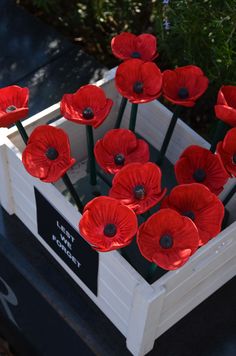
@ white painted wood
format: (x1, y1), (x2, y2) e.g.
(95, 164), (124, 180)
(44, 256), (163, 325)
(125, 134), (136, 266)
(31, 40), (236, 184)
(99, 278), (130, 325)
(160, 237), (236, 318)
(99, 261), (136, 308)
(121, 100), (210, 164)
(126, 284), (166, 356)
(0, 137), (14, 214)
(1, 67), (236, 356)
(5, 129), (141, 339)
(152, 221), (236, 292)
(156, 258), (236, 338)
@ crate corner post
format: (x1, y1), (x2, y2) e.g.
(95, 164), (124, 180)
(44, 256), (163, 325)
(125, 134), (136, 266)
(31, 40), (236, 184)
(126, 283), (166, 356)
(0, 133), (15, 215)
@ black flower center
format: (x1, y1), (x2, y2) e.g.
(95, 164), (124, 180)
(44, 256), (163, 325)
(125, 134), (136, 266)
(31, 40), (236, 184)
(6, 105), (17, 112)
(131, 51), (141, 58)
(45, 147), (59, 160)
(103, 223), (117, 237)
(133, 185), (146, 200)
(159, 234), (173, 249)
(182, 210), (195, 221)
(232, 153), (236, 164)
(193, 168), (206, 182)
(114, 153), (125, 166)
(82, 107), (94, 119)
(178, 87), (189, 99)
(133, 81), (144, 94)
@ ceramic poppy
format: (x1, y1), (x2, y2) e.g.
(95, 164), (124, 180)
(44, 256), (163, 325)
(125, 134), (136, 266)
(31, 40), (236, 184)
(175, 145), (229, 195)
(217, 127), (236, 177)
(22, 125), (75, 183)
(0, 85), (29, 128)
(60, 84), (113, 128)
(115, 59), (162, 104)
(79, 196), (138, 252)
(137, 208), (199, 270)
(109, 162), (166, 214)
(94, 129), (150, 174)
(162, 65), (209, 107)
(161, 183), (224, 246)
(214, 85), (236, 126)
(111, 32), (158, 61)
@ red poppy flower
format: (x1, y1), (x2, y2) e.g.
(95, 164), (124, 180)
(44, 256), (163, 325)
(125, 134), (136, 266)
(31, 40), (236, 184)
(161, 184), (224, 246)
(162, 65), (209, 107)
(0, 85), (29, 128)
(79, 196), (138, 252)
(214, 85), (236, 126)
(217, 127), (236, 177)
(109, 162), (166, 214)
(94, 129), (150, 174)
(22, 125), (75, 183)
(115, 59), (162, 104)
(175, 145), (229, 195)
(111, 32), (158, 61)
(137, 208), (199, 270)
(60, 84), (113, 128)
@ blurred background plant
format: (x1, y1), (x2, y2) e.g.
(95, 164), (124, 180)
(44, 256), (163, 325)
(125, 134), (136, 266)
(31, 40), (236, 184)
(18, 0), (236, 139)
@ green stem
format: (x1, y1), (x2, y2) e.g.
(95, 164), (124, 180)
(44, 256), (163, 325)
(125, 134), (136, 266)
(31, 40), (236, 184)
(223, 184), (236, 206)
(142, 210), (151, 221)
(62, 173), (84, 213)
(86, 125), (97, 186)
(146, 263), (158, 284)
(114, 97), (128, 129)
(97, 170), (112, 187)
(15, 121), (28, 145)
(129, 103), (138, 132)
(156, 106), (182, 166)
(210, 120), (229, 153)
(119, 247), (132, 265)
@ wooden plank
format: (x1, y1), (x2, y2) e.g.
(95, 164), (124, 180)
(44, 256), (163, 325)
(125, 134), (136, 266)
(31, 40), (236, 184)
(161, 236), (236, 314)
(99, 278), (130, 325)
(126, 284), (166, 356)
(120, 99), (210, 165)
(99, 252), (142, 290)
(9, 166), (35, 198)
(11, 185), (36, 218)
(152, 221), (236, 292)
(156, 258), (236, 338)
(98, 297), (128, 336)
(14, 202), (38, 236)
(99, 261), (134, 307)
(0, 138), (15, 214)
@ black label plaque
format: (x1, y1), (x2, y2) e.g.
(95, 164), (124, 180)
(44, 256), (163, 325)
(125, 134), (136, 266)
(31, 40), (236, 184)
(34, 188), (98, 295)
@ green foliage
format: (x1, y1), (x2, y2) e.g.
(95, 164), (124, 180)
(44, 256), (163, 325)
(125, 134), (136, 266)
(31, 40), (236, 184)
(21, 0), (236, 137)
(25, 0), (236, 88)
(152, 0), (236, 88)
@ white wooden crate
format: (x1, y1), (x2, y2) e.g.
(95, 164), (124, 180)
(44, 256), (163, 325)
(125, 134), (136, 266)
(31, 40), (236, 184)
(0, 68), (236, 356)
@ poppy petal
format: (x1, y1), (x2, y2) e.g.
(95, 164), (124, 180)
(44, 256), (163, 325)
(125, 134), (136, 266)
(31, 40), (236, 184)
(175, 145), (229, 195)
(162, 65), (208, 107)
(22, 125), (75, 183)
(161, 183), (224, 246)
(61, 85), (113, 128)
(115, 59), (162, 104)
(0, 86), (29, 127)
(109, 162), (166, 214)
(94, 129), (150, 174)
(214, 85), (236, 126)
(216, 128), (236, 177)
(137, 208), (199, 270)
(136, 34), (158, 61)
(111, 32), (137, 60)
(79, 196), (138, 252)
